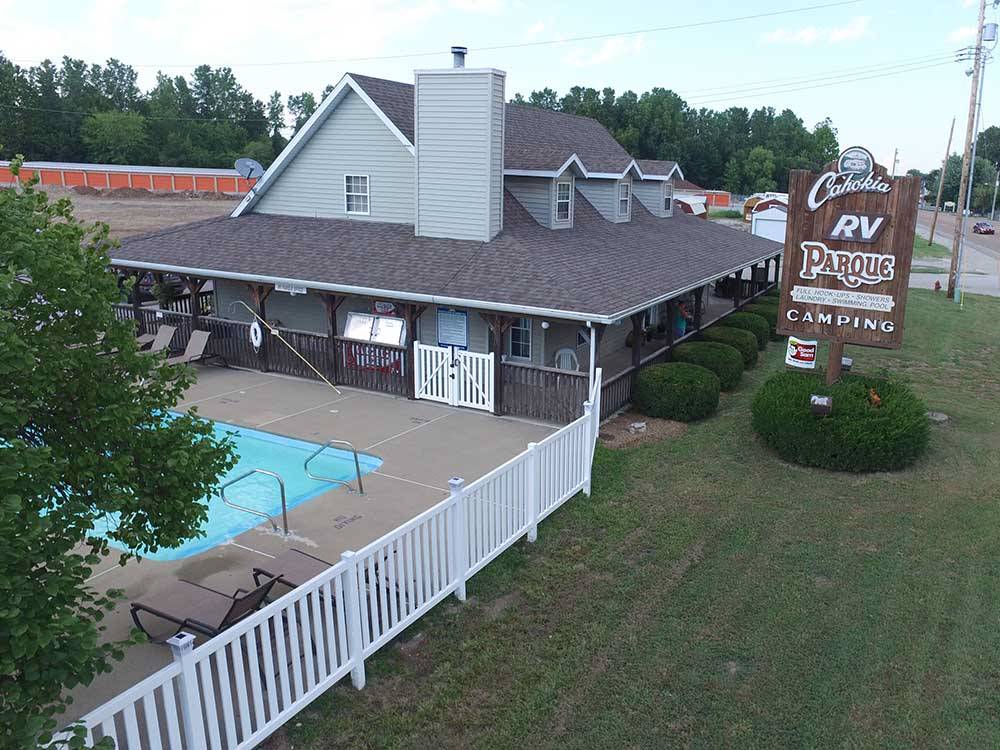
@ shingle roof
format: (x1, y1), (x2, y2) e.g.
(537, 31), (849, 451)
(636, 159), (678, 177)
(346, 73), (634, 175)
(113, 191), (780, 321)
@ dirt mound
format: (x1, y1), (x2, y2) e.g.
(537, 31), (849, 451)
(108, 187), (153, 199)
(71, 185), (100, 196)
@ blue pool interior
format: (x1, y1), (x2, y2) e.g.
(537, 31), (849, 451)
(97, 416), (382, 561)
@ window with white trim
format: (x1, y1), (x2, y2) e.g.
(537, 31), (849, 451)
(344, 175), (370, 215)
(618, 181), (631, 217)
(509, 317), (532, 360)
(663, 181), (674, 214)
(555, 180), (572, 222)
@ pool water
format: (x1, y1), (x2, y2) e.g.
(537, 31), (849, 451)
(97, 418), (382, 561)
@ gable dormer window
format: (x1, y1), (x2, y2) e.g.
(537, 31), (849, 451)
(345, 174), (370, 215)
(555, 180), (572, 223)
(663, 181), (674, 216)
(618, 182), (631, 217)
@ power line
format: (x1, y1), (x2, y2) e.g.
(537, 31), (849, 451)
(683, 54), (957, 103)
(0, 104), (270, 123)
(689, 60), (954, 106)
(10, 0), (863, 70)
(678, 50), (956, 99)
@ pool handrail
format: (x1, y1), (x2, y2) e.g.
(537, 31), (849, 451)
(304, 439), (366, 496)
(219, 468), (288, 535)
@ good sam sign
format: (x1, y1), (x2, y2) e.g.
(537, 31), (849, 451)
(777, 146), (920, 353)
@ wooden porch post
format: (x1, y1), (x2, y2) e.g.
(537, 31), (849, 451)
(629, 312), (644, 374)
(319, 293), (347, 383)
(401, 303), (427, 400)
(693, 286), (705, 331)
(181, 276), (206, 330)
(483, 313), (515, 415)
(733, 268), (743, 309)
(125, 269), (144, 332)
(247, 283), (273, 373)
(665, 299), (676, 352)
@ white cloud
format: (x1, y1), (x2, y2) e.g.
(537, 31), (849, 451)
(448, 0), (505, 14)
(948, 25), (977, 42)
(525, 20), (546, 39)
(563, 34), (645, 68)
(763, 15), (871, 46)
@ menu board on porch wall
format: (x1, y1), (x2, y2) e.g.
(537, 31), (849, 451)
(777, 147), (921, 350)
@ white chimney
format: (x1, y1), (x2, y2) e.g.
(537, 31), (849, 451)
(414, 50), (505, 242)
(451, 46), (467, 68)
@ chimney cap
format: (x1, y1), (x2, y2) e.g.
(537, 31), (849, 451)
(450, 45), (468, 54)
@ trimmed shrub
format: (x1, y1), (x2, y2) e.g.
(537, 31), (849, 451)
(751, 371), (930, 472)
(744, 303), (781, 340)
(764, 286), (780, 298)
(702, 326), (759, 368)
(634, 362), (720, 422)
(672, 341), (744, 391)
(720, 312), (769, 349)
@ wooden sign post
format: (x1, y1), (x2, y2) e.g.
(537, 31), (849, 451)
(777, 146), (921, 383)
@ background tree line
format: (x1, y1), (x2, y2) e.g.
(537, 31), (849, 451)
(0, 52), (331, 169)
(909, 125), (1000, 214)
(512, 86), (841, 193)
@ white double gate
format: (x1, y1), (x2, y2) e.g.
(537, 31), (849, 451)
(413, 341), (495, 412)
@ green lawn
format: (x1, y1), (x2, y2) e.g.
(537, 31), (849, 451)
(278, 289), (1000, 750)
(709, 208), (744, 219)
(913, 231), (952, 260)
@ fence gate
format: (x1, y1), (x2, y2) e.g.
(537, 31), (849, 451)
(414, 341), (495, 412)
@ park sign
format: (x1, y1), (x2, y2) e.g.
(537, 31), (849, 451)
(777, 146), (921, 359)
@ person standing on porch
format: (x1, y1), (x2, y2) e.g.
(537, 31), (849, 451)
(673, 299), (694, 339)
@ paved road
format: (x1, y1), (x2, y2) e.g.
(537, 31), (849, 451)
(912, 209), (1000, 297)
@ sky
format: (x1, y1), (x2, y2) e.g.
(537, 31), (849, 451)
(1, 0), (996, 176)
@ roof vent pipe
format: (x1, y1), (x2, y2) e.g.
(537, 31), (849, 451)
(451, 46), (467, 68)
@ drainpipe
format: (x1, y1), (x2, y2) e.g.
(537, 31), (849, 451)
(587, 320), (596, 392)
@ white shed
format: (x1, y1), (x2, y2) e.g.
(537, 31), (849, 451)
(750, 205), (787, 243)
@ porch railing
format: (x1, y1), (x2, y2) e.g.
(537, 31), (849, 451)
(112, 305), (404, 396)
(500, 362), (589, 424)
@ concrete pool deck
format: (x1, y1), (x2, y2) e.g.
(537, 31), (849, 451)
(66, 366), (555, 721)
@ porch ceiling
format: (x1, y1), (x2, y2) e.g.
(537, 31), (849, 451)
(112, 192), (781, 324)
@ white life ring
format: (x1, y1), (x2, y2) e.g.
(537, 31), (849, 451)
(249, 320), (263, 351)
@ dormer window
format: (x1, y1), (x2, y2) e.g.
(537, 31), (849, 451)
(663, 181), (674, 215)
(618, 182), (631, 217)
(345, 174), (370, 215)
(556, 180), (572, 222)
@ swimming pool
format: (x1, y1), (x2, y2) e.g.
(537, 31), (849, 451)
(97, 418), (382, 561)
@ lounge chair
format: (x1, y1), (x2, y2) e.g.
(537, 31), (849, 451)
(130, 577), (277, 643)
(164, 329), (213, 366)
(253, 548), (332, 593)
(140, 325), (176, 354)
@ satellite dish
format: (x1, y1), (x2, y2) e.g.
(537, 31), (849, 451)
(234, 157), (265, 180)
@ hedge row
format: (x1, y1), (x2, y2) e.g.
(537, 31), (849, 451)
(634, 362), (721, 421)
(743, 302), (781, 340)
(672, 341), (744, 390)
(701, 326), (758, 368)
(751, 371), (930, 472)
(719, 312), (770, 349)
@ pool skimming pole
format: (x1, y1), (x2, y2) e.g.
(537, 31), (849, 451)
(229, 300), (342, 395)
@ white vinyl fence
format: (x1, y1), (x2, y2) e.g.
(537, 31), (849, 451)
(59, 370), (603, 749)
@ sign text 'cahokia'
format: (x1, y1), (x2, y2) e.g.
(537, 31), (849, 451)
(806, 146), (891, 211)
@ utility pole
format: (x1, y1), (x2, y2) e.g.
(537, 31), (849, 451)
(991, 171), (999, 220)
(928, 117), (955, 245)
(890, 148), (899, 178)
(948, 0), (987, 299)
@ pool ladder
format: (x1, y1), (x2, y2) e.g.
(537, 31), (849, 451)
(219, 468), (289, 536)
(304, 439), (366, 496)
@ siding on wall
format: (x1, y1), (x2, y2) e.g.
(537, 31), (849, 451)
(506, 176), (552, 227)
(577, 177), (632, 223)
(489, 74), (505, 238)
(415, 69), (505, 241)
(215, 281), (328, 333)
(633, 179), (673, 218)
(254, 90), (414, 223)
